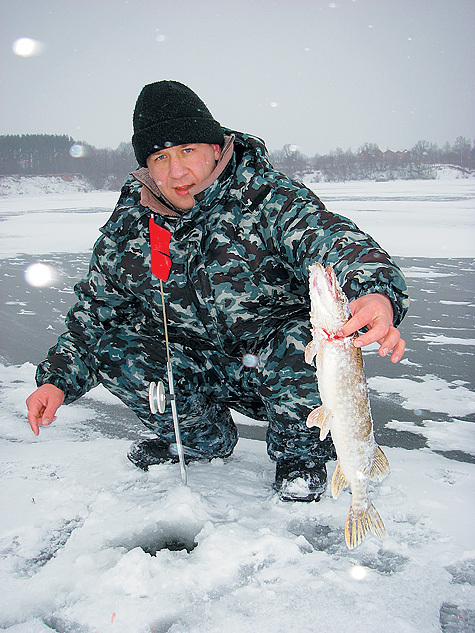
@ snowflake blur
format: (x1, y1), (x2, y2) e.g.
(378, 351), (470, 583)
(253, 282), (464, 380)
(69, 144), (87, 158)
(12, 38), (44, 57)
(24, 263), (57, 288)
(349, 565), (368, 580)
(242, 354), (260, 368)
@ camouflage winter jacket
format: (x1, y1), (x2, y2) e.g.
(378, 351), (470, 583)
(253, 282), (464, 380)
(37, 130), (409, 403)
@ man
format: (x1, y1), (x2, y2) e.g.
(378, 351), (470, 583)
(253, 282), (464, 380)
(26, 81), (408, 502)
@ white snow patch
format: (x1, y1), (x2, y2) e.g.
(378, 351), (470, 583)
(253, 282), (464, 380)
(0, 189), (119, 258)
(434, 164), (475, 180)
(386, 418), (475, 455)
(0, 175), (96, 197)
(368, 374), (475, 418)
(231, 409), (267, 427)
(415, 333), (475, 346)
(440, 300), (473, 306)
(0, 210), (111, 258)
(400, 266), (452, 279)
(399, 358), (422, 368)
(83, 384), (128, 407)
(307, 178), (475, 258)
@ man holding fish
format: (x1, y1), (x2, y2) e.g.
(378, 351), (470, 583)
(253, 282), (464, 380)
(26, 81), (409, 520)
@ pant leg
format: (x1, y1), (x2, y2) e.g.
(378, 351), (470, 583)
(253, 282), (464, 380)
(251, 319), (336, 463)
(92, 325), (238, 459)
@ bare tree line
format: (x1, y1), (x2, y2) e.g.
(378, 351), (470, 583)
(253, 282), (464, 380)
(1, 134), (473, 189)
(270, 137), (474, 180)
(0, 135), (135, 189)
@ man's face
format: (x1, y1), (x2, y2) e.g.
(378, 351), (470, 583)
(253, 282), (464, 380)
(146, 143), (221, 210)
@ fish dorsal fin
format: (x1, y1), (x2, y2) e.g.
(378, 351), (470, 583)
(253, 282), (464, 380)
(370, 445), (390, 482)
(331, 460), (350, 499)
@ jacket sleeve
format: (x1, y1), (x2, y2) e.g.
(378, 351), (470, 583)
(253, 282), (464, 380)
(261, 183), (409, 326)
(35, 179), (143, 404)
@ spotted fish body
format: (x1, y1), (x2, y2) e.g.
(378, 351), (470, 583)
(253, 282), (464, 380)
(305, 263), (390, 549)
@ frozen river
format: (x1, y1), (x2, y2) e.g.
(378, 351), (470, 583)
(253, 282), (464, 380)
(0, 178), (474, 633)
(1, 178), (474, 461)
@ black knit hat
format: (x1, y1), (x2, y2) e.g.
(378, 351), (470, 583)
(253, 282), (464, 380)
(132, 80), (225, 167)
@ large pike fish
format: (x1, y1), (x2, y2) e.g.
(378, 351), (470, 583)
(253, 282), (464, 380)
(305, 263), (390, 549)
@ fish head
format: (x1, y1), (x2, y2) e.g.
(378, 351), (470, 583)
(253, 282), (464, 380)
(308, 263), (351, 334)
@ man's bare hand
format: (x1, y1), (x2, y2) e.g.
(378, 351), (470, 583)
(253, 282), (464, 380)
(26, 384), (64, 436)
(339, 293), (405, 362)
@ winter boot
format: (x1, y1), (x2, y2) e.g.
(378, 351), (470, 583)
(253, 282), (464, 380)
(274, 456), (327, 502)
(127, 438), (202, 471)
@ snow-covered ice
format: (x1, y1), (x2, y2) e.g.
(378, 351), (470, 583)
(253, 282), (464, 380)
(1, 361), (474, 633)
(0, 190), (117, 258)
(310, 179), (475, 258)
(1, 178), (474, 632)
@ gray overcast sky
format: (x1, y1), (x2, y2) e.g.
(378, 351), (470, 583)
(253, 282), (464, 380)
(1, 0), (474, 156)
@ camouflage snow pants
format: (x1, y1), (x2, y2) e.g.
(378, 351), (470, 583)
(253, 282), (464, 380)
(93, 319), (336, 464)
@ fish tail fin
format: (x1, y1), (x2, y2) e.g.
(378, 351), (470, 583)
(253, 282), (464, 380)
(331, 460), (350, 499)
(370, 445), (390, 482)
(345, 501), (386, 549)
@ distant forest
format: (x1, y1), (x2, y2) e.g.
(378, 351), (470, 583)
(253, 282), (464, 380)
(0, 133), (474, 188)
